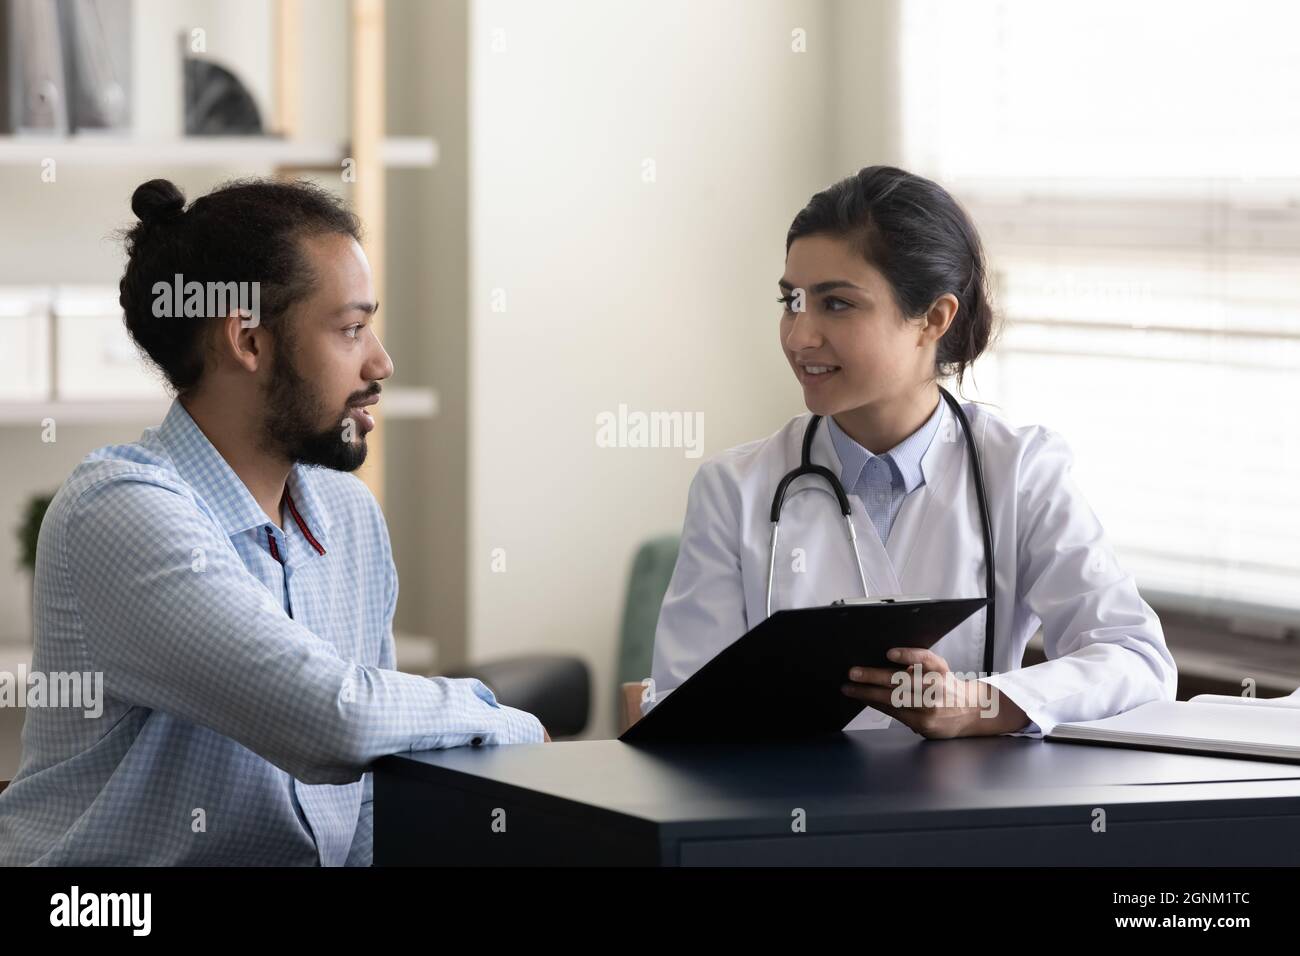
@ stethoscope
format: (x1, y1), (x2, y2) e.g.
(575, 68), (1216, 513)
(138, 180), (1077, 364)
(766, 385), (996, 674)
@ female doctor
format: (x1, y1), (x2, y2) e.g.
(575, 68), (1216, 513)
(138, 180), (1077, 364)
(644, 165), (1177, 739)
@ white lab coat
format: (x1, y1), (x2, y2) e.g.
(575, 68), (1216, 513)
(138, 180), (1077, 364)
(644, 398), (1178, 737)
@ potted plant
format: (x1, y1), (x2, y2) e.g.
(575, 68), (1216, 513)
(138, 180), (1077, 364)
(16, 493), (54, 644)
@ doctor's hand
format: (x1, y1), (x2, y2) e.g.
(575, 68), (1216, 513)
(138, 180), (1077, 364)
(841, 647), (1029, 739)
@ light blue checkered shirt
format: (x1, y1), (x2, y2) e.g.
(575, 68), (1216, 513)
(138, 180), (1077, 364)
(0, 398), (543, 866)
(825, 397), (945, 545)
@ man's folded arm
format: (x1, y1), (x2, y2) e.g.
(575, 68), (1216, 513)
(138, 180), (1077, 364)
(63, 475), (543, 785)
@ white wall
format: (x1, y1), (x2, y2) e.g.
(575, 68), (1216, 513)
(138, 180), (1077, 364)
(466, 0), (896, 737)
(382, 0), (471, 666)
(828, 0), (902, 174)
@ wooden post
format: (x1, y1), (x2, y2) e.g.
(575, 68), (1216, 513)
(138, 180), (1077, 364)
(351, 0), (386, 505)
(275, 0), (302, 139)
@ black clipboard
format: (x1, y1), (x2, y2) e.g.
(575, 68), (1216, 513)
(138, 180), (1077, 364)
(620, 596), (987, 745)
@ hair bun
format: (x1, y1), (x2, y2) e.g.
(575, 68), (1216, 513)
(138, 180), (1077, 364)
(131, 179), (186, 225)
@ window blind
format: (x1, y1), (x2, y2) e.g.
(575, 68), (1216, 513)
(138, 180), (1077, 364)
(900, 0), (1300, 620)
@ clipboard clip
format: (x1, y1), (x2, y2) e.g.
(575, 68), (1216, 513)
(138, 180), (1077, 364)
(830, 595), (931, 606)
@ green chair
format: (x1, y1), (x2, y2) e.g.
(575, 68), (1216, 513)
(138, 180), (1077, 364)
(615, 534), (680, 733)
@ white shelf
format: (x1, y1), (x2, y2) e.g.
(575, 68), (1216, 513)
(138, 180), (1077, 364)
(382, 386), (439, 419)
(394, 632), (439, 675)
(0, 135), (438, 169)
(0, 386), (438, 425)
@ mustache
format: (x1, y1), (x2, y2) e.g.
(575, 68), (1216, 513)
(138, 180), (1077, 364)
(348, 385), (382, 406)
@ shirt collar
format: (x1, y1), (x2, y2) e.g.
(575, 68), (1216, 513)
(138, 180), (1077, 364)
(284, 461), (332, 553)
(826, 394), (946, 495)
(157, 398), (331, 550)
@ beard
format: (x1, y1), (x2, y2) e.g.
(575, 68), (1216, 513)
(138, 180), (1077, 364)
(259, 329), (370, 472)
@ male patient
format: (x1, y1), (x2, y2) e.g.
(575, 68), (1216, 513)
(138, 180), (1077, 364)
(0, 177), (546, 866)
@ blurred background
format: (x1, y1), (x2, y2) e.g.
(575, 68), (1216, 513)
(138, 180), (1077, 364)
(1, 0), (1297, 776)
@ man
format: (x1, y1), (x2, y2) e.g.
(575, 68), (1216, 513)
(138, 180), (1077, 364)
(0, 178), (547, 866)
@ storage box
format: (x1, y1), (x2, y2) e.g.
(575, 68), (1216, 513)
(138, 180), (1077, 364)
(0, 286), (51, 400)
(54, 284), (164, 399)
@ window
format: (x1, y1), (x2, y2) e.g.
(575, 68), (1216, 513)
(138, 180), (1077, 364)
(901, 0), (1300, 621)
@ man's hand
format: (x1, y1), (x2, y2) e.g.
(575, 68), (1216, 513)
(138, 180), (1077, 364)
(841, 647), (1029, 738)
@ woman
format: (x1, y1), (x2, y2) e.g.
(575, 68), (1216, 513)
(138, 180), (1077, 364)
(644, 166), (1177, 739)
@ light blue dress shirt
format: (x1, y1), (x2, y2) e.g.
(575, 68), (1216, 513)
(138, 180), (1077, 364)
(825, 396), (945, 546)
(0, 398), (543, 866)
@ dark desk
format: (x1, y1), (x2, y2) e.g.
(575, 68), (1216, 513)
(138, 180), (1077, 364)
(373, 725), (1300, 865)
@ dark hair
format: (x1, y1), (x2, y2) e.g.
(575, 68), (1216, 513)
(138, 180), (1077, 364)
(119, 177), (363, 396)
(786, 165), (999, 390)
